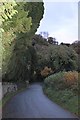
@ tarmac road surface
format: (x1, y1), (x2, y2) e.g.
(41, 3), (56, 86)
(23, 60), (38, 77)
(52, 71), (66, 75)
(2, 83), (78, 118)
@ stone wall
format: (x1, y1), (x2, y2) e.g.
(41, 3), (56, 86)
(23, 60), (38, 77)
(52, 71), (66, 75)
(0, 81), (29, 100)
(2, 82), (17, 99)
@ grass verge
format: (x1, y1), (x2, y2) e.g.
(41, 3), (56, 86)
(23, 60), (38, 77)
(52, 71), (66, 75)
(43, 86), (78, 116)
(43, 71), (79, 117)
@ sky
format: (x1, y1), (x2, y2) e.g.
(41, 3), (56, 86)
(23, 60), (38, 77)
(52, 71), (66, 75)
(36, 1), (78, 44)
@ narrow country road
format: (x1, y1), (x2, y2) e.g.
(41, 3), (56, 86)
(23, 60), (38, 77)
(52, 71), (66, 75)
(3, 83), (78, 118)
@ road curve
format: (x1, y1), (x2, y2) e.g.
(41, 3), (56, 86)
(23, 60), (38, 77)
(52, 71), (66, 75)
(3, 83), (78, 118)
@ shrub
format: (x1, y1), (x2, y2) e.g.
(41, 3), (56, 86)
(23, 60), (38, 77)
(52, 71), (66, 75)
(64, 71), (78, 86)
(44, 72), (65, 89)
(44, 71), (78, 91)
(41, 66), (53, 77)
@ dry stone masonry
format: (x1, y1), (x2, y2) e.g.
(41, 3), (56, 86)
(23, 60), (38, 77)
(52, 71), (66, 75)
(2, 82), (17, 99)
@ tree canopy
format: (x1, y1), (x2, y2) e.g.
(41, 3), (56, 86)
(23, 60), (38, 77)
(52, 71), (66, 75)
(34, 40), (78, 78)
(2, 2), (44, 83)
(0, 1), (18, 79)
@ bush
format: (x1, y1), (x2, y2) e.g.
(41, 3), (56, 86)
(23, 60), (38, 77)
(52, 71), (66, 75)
(64, 71), (78, 86)
(41, 66), (53, 77)
(44, 71), (78, 91)
(44, 72), (65, 90)
(64, 71), (78, 93)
